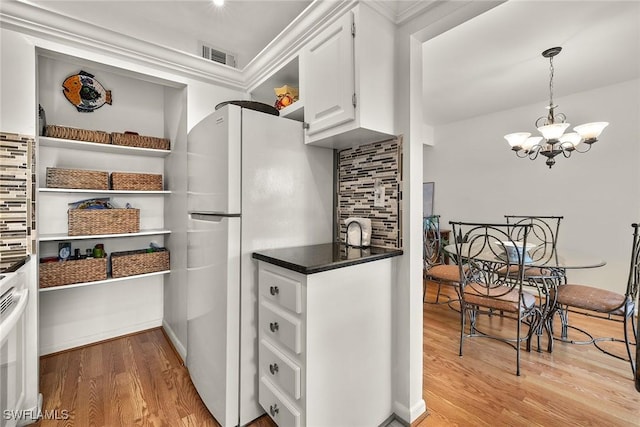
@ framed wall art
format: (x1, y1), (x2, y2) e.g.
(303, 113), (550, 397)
(423, 182), (434, 218)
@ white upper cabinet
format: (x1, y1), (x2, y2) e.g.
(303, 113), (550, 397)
(304, 11), (356, 138)
(302, 4), (396, 149)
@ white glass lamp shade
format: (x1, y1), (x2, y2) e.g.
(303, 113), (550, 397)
(522, 136), (542, 151)
(574, 122), (609, 141)
(537, 122), (570, 140)
(504, 132), (531, 148)
(559, 132), (582, 148)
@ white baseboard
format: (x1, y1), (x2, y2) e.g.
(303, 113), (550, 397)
(39, 318), (162, 356)
(16, 393), (42, 426)
(162, 319), (186, 361)
(392, 399), (426, 425)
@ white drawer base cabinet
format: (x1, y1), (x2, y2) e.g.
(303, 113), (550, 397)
(257, 260), (393, 427)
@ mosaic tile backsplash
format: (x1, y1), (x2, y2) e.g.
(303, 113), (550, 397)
(337, 136), (402, 248)
(0, 132), (35, 272)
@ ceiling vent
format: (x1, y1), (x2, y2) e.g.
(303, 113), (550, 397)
(199, 42), (237, 68)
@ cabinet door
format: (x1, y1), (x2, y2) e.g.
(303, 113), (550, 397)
(304, 11), (355, 136)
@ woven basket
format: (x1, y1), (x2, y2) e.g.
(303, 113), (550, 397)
(39, 257), (107, 288)
(110, 172), (163, 191)
(45, 125), (111, 144)
(111, 133), (170, 150)
(46, 167), (109, 190)
(111, 248), (170, 278)
(68, 208), (140, 236)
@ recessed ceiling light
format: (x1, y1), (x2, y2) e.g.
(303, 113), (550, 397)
(213, 0), (224, 6)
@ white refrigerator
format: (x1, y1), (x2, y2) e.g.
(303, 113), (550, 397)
(186, 104), (333, 426)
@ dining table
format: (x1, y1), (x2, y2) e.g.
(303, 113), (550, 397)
(443, 242), (606, 352)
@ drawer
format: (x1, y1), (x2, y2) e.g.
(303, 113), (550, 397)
(260, 267), (302, 314)
(260, 377), (301, 427)
(261, 301), (302, 354)
(260, 339), (302, 399)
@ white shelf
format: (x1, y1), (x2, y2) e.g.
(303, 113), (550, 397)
(39, 188), (170, 195)
(39, 136), (171, 157)
(39, 270), (171, 292)
(280, 100), (304, 122)
(38, 229), (171, 241)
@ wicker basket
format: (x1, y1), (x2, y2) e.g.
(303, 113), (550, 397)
(110, 172), (163, 191)
(111, 132), (170, 150)
(39, 257), (107, 288)
(46, 167), (109, 190)
(111, 248), (170, 278)
(68, 208), (140, 236)
(45, 125), (111, 144)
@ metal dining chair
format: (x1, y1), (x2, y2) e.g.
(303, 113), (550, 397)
(450, 221), (541, 376)
(423, 215), (460, 305)
(552, 223), (639, 377)
(502, 215), (564, 351)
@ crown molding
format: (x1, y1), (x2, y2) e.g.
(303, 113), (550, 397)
(243, 0), (357, 92)
(0, 0), (245, 89)
(366, 0), (397, 23)
(0, 0), (355, 94)
(368, 0), (440, 25)
(395, 1), (440, 25)
(2, 0), (449, 95)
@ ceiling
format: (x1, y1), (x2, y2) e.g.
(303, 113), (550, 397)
(25, 0), (427, 69)
(422, 0), (640, 126)
(26, 0), (314, 69)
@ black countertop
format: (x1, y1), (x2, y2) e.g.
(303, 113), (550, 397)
(0, 255), (30, 273)
(252, 243), (403, 275)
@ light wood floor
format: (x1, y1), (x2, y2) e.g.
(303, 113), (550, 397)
(417, 282), (640, 426)
(30, 328), (276, 427)
(30, 287), (640, 427)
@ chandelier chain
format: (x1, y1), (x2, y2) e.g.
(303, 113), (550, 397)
(549, 56), (554, 108)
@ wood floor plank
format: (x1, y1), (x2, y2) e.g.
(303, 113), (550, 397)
(418, 282), (640, 426)
(29, 327), (272, 427)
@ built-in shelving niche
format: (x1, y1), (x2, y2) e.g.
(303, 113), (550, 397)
(36, 47), (188, 356)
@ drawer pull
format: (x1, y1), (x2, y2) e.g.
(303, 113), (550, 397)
(270, 404), (279, 417)
(269, 322), (279, 332)
(270, 286), (279, 295)
(269, 363), (279, 375)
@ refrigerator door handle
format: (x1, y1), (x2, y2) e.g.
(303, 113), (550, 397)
(190, 213), (241, 222)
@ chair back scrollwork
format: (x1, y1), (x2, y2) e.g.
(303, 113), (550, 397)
(505, 215), (562, 264)
(627, 223), (640, 309)
(423, 215), (444, 271)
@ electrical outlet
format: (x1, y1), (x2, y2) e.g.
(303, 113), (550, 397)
(374, 180), (385, 207)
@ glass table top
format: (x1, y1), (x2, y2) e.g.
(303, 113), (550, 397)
(443, 243), (605, 270)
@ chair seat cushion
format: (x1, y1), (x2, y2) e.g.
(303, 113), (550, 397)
(555, 284), (627, 315)
(464, 284), (536, 313)
(426, 264), (460, 282)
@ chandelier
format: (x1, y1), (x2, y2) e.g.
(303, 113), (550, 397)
(504, 47), (608, 168)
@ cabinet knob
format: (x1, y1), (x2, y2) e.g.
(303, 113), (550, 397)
(269, 404), (279, 417)
(269, 286), (279, 296)
(269, 322), (279, 332)
(269, 363), (279, 375)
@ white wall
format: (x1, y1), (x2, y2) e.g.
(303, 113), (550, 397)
(38, 55), (166, 136)
(424, 78), (640, 291)
(0, 29), (37, 135)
